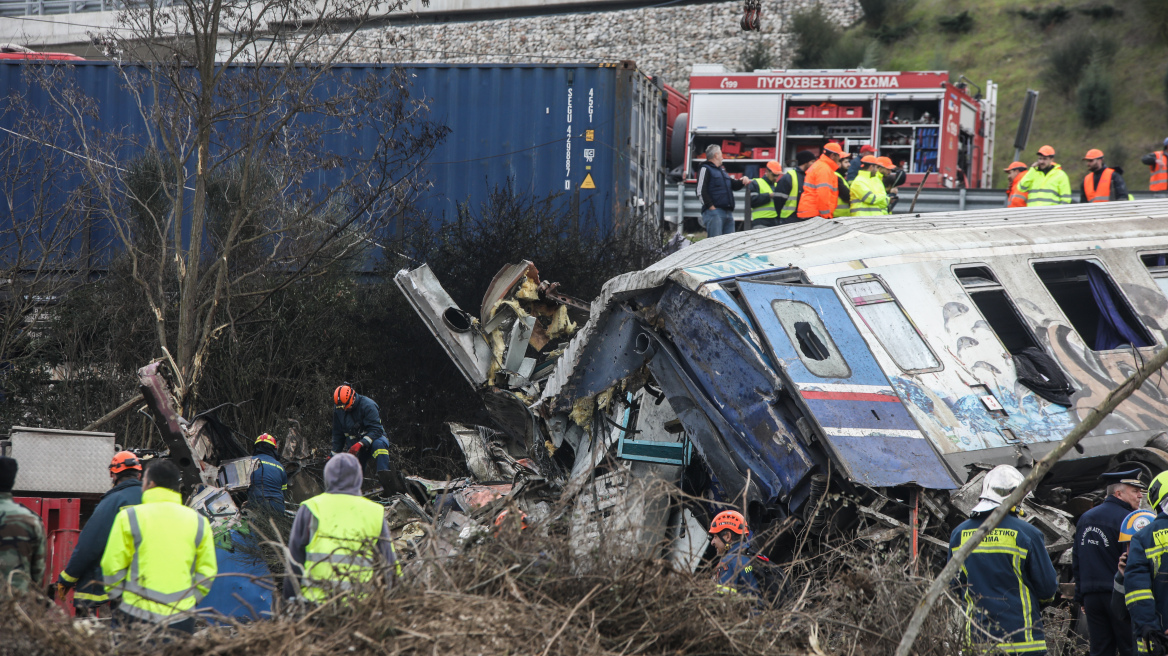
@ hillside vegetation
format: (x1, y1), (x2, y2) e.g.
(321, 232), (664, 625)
(797, 0), (1168, 189)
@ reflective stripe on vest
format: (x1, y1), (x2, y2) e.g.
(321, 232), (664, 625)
(1084, 168), (1114, 203)
(782, 169), (800, 217)
(832, 172), (851, 218)
(103, 505), (207, 623)
(753, 177), (778, 219)
(1152, 152), (1167, 192)
(849, 170), (887, 216)
(301, 492), (386, 602)
(1007, 177), (1028, 207)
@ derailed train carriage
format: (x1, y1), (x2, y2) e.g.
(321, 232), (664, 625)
(396, 200), (1168, 566)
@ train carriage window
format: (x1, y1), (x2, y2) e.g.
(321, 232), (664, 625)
(1033, 260), (1153, 351)
(1141, 254), (1168, 299)
(838, 276), (941, 372)
(954, 266), (1041, 355)
(770, 300), (851, 379)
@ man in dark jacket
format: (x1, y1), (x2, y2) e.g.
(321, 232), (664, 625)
(331, 384), (390, 478)
(55, 451), (143, 615)
(845, 144), (876, 182)
(1074, 470), (1146, 656)
(1080, 149), (1130, 204)
(695, 144), (746, 238)
(249, 433), (288, 514)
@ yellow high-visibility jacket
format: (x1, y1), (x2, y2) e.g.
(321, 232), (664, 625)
(300, 492), (389, 602)
(101, 486), (216, 624)
(849, 170), (889, 216)
(1019, 165), (1072, 206)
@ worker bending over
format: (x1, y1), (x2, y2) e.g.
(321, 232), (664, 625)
(249, 433), (288, 515)
(332, 384), (391, 476)
(102, 459), (216, 632)
(949, 465), (1058, 655)
(285, 453), (400, 601)
(56, 451), (143, 615)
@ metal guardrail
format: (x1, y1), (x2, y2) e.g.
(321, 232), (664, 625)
(663, 183), (1162, 227)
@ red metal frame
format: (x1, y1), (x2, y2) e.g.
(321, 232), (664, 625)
(14, 497), (81, 616)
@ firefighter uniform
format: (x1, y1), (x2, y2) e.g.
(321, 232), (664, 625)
(331, 393), (391, 473)
(58, 477), (142, 608)
(101, 485), (216, 626)
(250, 452), (288, 514)
(714, 541), (762, 597)
(1019, 165), (1072, 207)
(950, 512), (1059, 654)
(1123, 513), (1168, 654)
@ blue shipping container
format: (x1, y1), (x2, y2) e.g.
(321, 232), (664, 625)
(0, 61), (665, 255)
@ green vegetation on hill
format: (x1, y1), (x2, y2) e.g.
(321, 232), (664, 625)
(874, 0), (1168, 189)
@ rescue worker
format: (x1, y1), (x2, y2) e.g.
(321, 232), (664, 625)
(1111, 510), (1157, 656)
(833, 166), (852, 218)
(1123, 471), (1168, 654)
(845, 144), (877, 182)
(55, 451), (143, 615)
(949, 465), (1058, 654)
(797, 142), (851, 220)
(331, 384), (391, 477)
(849, 155), (890, 216)
(773, 150), (817, 224)
(249, 433), (288, 515)
(709, 510), (761, 597)
(0, 457), (44, 599)
(1074, 470), (1146, 656)
(1005, 161), (1030, 207)
(284, 453), (399, 601)
(696, 144), (747, 238)
(1140, 138), (1168, 197)
(1081, 149), (1131, 203)
(746, 161), (783, 228)
(101, 459), (216, 632)
(1018, 145), (1072, 207)
(493, 509), (529, 533)
(884, 157), (905, 212)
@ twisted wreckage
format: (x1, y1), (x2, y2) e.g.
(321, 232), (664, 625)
(396, 200), (1168, 567)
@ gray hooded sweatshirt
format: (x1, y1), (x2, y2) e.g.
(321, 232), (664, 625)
(283, 453), (396, 599)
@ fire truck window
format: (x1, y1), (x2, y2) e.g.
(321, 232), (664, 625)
(770, 300), (850, 379)
(1033, 260), (1153, 351)
(1141, 253), (1168, 299)
(955, 266), (1041, 356)
(840, 279), (941, 372)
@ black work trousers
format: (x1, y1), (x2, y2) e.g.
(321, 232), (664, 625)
(1083, 592), (1134, 656)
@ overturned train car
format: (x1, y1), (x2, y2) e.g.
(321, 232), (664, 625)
(397, 200), (1168, 560)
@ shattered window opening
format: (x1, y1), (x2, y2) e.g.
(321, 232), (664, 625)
(839, 276), (942, 373)
(1140, 253), (1168, 299)
(954, 265), (1041, 356)
(1032, 259), (1154, 351)
(769, 299), (851, 379)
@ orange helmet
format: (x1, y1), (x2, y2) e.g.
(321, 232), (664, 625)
(1037, 145), (1056, 157)
(494, 509), (528, 530)
(255, 433), (277, 449)
(333, 384), (356, 410)
(1083, 148), (1104, 160)
(109, 451), (142, 475)
(709, 510), (748, 536)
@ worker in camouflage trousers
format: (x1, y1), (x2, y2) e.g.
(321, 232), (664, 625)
(1123, 471), (1168, 655)
(0, 457), (45, 598)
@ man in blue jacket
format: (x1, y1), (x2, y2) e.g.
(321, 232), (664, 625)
(249, 433), (288, 514)
(695, 144), (746, 238)
(54, 451), (143, 615)
(1124, 471), (1168, 655)
(331, 384), (390, 478)
(1075, 470), (1146, 656)
(950, 465), (1059, 655)
(709, 510), (762, 597)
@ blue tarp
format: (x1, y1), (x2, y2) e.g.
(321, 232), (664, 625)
(196, 530), (274, 623)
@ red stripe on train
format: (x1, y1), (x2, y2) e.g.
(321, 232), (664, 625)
(800, 391), (901, 402)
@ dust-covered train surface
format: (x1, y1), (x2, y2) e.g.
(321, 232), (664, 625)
(396, 199), (1168, 567)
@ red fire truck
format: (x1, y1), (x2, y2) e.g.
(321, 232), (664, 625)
(684, 66), (998, 189)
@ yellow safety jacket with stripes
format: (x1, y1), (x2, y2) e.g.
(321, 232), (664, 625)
(949, 512), (1058, 654)
(101, 486), (216, 624)
(832, 171), (851, 218)
(753, 177), (778, 219)
(780, 169), (801, 218)
(1019, 164), (1072, 207)
(1124, 513), (1168, 654)
(300, 492), (393, 602)
(849, 170), (889, 216)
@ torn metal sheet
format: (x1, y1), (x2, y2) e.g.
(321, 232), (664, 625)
(449, 423), (507, 482)
(394, 264), (494, 388)
(138, 361), (203, 493)
(480, 261), (538, 324)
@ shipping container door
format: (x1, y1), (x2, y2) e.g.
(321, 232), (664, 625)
(737, 280), (957, 489)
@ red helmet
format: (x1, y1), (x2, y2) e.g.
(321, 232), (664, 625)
(494, 509), (528, 530)
(109, 451), (142, 475)
(255, 433), (277, 449)
(333, 384), (356, 411)
(709, 510), (747, 536)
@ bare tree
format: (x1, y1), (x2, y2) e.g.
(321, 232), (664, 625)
(27, 0), (445, 411)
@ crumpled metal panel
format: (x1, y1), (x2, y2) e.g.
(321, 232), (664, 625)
(394, 265), (493, 389)
(9, 426), (114, 494)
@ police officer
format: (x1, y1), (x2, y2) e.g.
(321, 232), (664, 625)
(249, 433), (288, 515)
(950, 465), (1059, 655)
(0, 457), (44, 599)
(55, 451), (143, 615)
(1075, 470), (1147, 656)
(331, 384), (391, 477)
(1123, 471), (1168, 654)
(709, 510), (762, 597)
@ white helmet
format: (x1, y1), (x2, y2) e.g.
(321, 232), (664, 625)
(971, 465), (1026, 513)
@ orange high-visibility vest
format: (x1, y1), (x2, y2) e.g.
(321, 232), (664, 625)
(1151, 152), (1167, 192)
(797, 155), (840, 219)
(1084, 168), (1115, 203)
(1007, 176), (1028, 207)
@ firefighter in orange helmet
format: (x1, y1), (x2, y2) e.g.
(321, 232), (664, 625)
(331, 384), (390, 479)
(709, 510), (763, 596)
